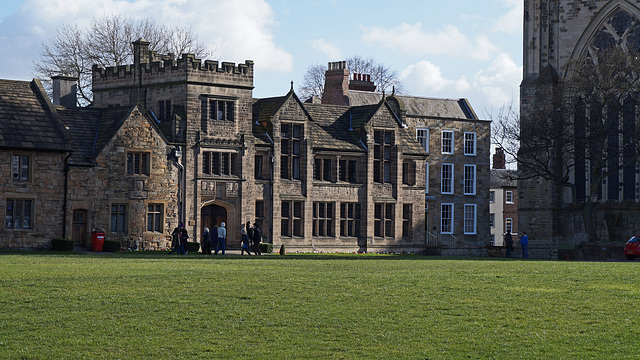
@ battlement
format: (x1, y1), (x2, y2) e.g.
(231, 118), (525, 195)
(92, 56), (254, 80)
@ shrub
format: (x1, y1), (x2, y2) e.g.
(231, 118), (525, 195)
(187, 241), (201, 253)
(52, 238), (74, 251)
(279, 244), (286, 255)
(260, 243), (273, 253)
(102, 240), (121, 252)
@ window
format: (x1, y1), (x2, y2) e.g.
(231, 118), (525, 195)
(464, 165), (476, 195)
(425, 162), (430, 194)
(127, 152), (150, 176)
(340, 203), (361, 237)
(416, 128), (429, 153)
(464, 204), (477, 234)
(209, 99), (234, 121)
(11, 155), (30, 182)
(314, 158), (334, 182)
(147, 204), (164, 233)
(464, 132), (476, 156)
(505, 218), (513, 234)
(402, 204), (413, 238)
(313, 202), (334, 237)
(442, 130), (454, 154)
(339, 159), (358, 183)
(281, 201), (303, 237)
(374, 203), (394, 237)
(203, 151), (239, 176)
(255, 200), (264, 230)
(374, 130), (394, 183)
(158, 100), (171, 121)
(255, 155), (265, 180)
(489, 213), (495, 228)
(402, 160), (416, 186)
(441, 163), (454, 194)
(441, 203), (453, 234)
(281, 123), (302, 180)
(110, 204), (128, 234)
(5, 199), (32, 229)
(505, 191), (514, 204)
(490, 191), (495, 202)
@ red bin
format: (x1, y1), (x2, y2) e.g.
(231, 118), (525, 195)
(91, 232), (105, 252)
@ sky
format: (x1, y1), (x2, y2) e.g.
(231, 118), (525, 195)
(0, 0), (523, 119)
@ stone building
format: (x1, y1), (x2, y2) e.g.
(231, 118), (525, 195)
(0, 79), (72, 249)
(0, 76), (179, 250)
(521, 0), (640, 257)
(320, 62), (491, 256)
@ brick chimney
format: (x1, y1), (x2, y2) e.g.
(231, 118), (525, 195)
(52, 75), (78, 108)
(493, 147), (506, 169)
(349, 73), (376, 92)
(322, 61), (349, 106)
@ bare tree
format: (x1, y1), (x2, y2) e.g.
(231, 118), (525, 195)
(32, 14), (215, 106)
(298, 56), (403, 102)
(493, 47), (640, 242)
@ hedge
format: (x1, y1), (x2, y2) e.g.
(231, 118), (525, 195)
(102, 240), (121, 252)
(52, 238), (74, 251)
(187, 241), (201, 253)
(259, 243), (273, 253)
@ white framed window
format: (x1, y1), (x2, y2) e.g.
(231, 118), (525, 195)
(441, 130), (454, 154)
(441, 203), (454, 234)
(505, 191), (514, 204)
(489, 213), (495, 227)
(464, 204), (477, 234)
(464, 132), (476, 156)
(490, 191), (495, 202)
(441, 163), (454, 194)
(505, 218), (513, 234)
(425, 162), (429, 194)
(416, 128), (429, 153)
(464, 165), (476, 195)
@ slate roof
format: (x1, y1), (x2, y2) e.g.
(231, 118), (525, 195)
(348, 90), (479, 120)
(491, 169), (517, 188)
(0, 79), (71, 152)
(56, 106), (137, 165)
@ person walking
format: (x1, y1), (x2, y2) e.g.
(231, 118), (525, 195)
(520, 231), (529, 259)
(215, 222), (227, 255)
(240, 222), (252, 255)
(210, 224), (219, 255)
(201, 227), (211, 255)
(251, 222), (262, 255)
(504, 232), (514, 258)
(168, 227), (180, 255)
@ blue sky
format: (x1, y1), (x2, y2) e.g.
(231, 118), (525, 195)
(0, 0), (522, 117)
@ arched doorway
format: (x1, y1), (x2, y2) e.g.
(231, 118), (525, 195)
(201, 203), (227, 235)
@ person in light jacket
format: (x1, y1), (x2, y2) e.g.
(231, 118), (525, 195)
(215, 222), (226, 255)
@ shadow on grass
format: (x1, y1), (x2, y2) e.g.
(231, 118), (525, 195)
(0, 250), (519, 261)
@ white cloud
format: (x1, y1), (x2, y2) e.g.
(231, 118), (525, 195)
(309, 39), (342, 60)
(472, 52), (523, 111)
(361, 22), (498, 61)
(7, 0), (293, 73)
(491, 1), (523, 34)
(400, 60), (470, 94)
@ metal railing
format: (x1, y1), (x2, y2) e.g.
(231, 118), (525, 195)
(426, 232), (457, 248)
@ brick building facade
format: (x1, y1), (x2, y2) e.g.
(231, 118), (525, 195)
(521, 1), (640, 257)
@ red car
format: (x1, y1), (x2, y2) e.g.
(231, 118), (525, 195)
(624, 236), (640, 260)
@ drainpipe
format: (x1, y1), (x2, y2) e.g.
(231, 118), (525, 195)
(62, 153), (72, 239)
(270, 150), (275, 245)
(173, 147), (184, 225)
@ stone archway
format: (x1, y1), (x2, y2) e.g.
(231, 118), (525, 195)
(201, 203), (227, 235)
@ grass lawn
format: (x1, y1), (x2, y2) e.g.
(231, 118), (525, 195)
(0, 252), (638, 359)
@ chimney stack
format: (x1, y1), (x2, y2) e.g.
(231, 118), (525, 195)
(52, 75), (78, 108)
(349, 72), (376, 92)
(493, 147), (506, 169)
(322, 61), (349, 106)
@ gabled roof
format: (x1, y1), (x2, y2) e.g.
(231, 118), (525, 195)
(253, 90), (313, 146)
(303, 103), (365, 152)
(0, 79), (71, 152)
(348, 90), (479, 120)
(57, 104), (166, 165)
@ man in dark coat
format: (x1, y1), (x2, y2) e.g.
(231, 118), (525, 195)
(251, 222), (262, 255)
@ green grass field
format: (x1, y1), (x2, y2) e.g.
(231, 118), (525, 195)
(0, 252), (638, 359)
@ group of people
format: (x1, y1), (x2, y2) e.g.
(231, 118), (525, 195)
(169, 221), (262, 256)
(504, 230), (529, 259)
